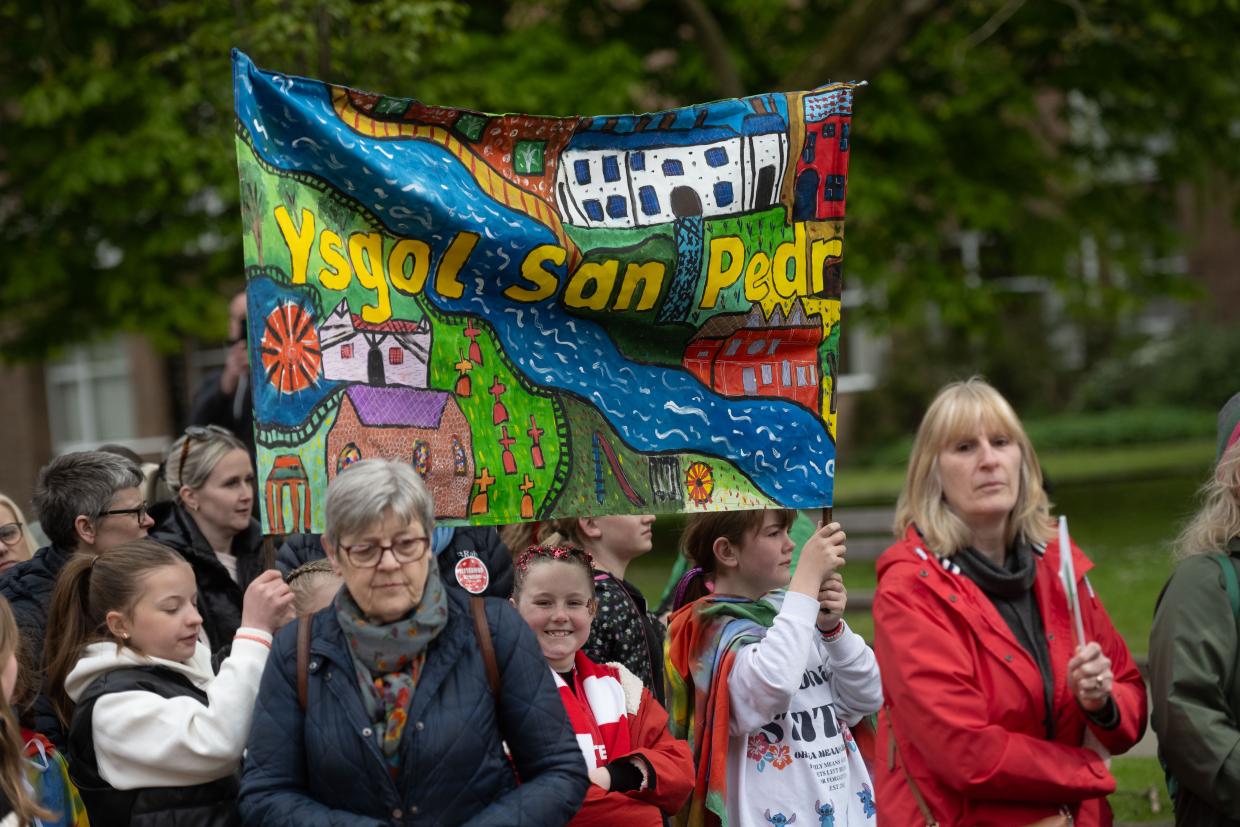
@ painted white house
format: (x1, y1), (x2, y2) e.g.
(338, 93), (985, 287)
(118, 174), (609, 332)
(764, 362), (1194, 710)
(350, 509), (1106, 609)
(318, 299), (432, 388)
(555, 99), (790, 229)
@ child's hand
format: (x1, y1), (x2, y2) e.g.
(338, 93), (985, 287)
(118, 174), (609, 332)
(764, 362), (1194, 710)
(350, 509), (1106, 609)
(241, 569), (295, 634)
(790, 522), (846, 598)
(588, 766), (611, 790)
(816, 573), (847, 632)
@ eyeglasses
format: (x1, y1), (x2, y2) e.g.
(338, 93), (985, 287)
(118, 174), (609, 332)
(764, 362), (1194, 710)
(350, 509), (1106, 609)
(336, 537), (430, 568)
(98, 502), (150, 524)
(0, 523), (23, 546)
(175, 425), (234, 488)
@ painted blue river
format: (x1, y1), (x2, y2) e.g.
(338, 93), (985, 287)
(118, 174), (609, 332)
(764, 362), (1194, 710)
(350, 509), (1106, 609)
(234, 51), (834, 506)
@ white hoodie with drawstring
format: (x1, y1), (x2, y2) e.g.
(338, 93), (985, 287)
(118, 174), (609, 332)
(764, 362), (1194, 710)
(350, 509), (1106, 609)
(63, 629), (272, 790)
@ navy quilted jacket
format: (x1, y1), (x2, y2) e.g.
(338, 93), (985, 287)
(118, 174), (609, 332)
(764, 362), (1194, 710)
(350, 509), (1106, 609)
(238, 587), (588, 826)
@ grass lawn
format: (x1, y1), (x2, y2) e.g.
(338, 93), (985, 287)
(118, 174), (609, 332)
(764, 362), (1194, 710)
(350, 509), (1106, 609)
(1110, 757), (1173, 823)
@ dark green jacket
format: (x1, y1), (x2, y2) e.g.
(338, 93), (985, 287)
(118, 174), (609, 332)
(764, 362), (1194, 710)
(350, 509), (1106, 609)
(1150, 538), (1240, 827)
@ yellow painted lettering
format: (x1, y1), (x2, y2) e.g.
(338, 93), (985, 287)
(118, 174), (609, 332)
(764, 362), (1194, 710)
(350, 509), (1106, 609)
(348, 232), (391, 323)
(317, 229), (351, 291)
(771, 223), (808, 299)
(744, 252), (772, 302)
(506, 245), (566, 302)
(564, 260), (618, 311)
(275, 206), (315, 284)
(700, 236), (746, 309)
(614, 261), (666, 311)
(810, 237), (843, 295)
(434, 232), (480, 300)
(389, 238), (432, 296)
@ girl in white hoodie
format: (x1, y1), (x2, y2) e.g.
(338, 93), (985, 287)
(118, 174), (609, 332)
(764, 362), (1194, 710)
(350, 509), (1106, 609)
(43, 539), (292, 827)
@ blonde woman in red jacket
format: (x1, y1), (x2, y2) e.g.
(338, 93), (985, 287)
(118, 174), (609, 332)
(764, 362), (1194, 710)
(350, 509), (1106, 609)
(873, 378), (1146, 827)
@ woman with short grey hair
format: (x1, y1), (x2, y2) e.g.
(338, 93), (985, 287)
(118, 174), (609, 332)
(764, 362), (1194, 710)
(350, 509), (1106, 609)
(240, 459), (588, 826)
(149, 424), (272, 654)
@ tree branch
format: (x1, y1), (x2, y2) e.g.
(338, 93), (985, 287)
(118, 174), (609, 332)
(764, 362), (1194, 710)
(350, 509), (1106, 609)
(676, 0), (746, 99)
(780, 0), (947, 89)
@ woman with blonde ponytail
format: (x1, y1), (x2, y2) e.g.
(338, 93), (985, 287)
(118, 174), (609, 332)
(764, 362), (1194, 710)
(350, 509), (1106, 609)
(1150, 392), (1240, 827)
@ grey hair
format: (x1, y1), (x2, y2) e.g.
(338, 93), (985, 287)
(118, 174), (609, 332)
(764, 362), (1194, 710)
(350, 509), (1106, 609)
(165, 426), (248, 495)
(33, 452), (144, 548)
(323, 459), (434, 545)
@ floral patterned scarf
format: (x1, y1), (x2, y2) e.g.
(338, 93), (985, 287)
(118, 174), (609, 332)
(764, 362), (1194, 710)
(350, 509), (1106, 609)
(336, 570), (448, 775)
(665, 590), (783, 827)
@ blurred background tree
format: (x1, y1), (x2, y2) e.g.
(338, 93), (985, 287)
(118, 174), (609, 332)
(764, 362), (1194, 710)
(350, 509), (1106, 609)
(2, 0), (1237, 431)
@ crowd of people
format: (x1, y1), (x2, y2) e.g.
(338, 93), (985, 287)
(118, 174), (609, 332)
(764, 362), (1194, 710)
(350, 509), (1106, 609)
(0, 377), (1234, 826)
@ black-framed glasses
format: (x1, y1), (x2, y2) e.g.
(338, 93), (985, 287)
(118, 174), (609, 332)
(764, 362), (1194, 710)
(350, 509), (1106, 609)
(175, 425), (234, 488)
(98, 502), (150, 524)
(0, 522), (23, 545)
(336, 537), (430, 568)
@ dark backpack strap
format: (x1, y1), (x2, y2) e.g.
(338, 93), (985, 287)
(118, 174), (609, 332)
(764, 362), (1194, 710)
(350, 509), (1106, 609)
(297, 612), (312, 712)
(470, 596), (500, 698)
(1213, 554), (1240, 620)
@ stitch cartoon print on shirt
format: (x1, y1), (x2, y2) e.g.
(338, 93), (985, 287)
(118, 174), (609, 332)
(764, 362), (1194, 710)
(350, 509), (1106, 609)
(856, 783), (876, 818)
(814, 799), (835, 826)
(764, 809), (798, 825)
(841, 721), (858, 753)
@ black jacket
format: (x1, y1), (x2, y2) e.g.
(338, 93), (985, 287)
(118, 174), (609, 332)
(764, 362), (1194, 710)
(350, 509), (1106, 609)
(276, 526), (515, 599)
(68, 666), (240, 827)
(189, 373), (255, 459)
(239, 589), (587, 826)
(147, 502), (267, 655)
(0, 542), (74, 747)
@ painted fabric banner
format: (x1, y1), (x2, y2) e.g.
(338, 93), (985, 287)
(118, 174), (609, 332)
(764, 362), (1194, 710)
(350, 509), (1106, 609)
(232, 50), (857, 532)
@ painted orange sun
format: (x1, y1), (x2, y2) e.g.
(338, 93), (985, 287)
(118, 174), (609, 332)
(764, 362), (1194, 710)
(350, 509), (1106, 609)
(260, 302), (322, 393)
(685, 461), (714, 506)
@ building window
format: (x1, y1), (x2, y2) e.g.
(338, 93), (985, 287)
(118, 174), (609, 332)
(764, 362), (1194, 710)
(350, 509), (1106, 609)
(337, 443), (362, 473)
(662, 159), (684, 177)
(606, 195), (628, 219)
(638, 185), (660, 216)
(630, 151), (645, 171)
(823, 175), (846, 202)
(746, 338), (766, 356)
(766, 338), (780, 356)
(761, 364), (773, 385)
(389, 348), (404, 365)
(713, 181), (734, 207)
(781, 360), (792, 385)
(796, 366), (809, 386)
(412, 440), (430, 479)
(724, 339), (742, 357)
(602, 155), (620, 182)
(574, 159), (591, 185)
(46, 335), (137, 453)
(801, 132), (817, 164)
(340, 343), (354, 359)
(840, 122), (850, 151)
(452, 436), (468, 476)
(742, 367), (757, 395)
(583, 199), (604, 221)
(822, 122), (836, 138)
(696, 350), (711, 359)
(704, 147), (728, 167)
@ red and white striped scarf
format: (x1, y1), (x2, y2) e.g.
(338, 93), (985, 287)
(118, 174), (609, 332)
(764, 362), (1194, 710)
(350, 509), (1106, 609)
(553, 650), (633, 769)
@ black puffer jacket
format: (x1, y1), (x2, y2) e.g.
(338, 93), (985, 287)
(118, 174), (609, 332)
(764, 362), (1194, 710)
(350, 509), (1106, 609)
(276, 527), (514, 599)
(147, 502), (267, 655)
(0, 542), (74, 747)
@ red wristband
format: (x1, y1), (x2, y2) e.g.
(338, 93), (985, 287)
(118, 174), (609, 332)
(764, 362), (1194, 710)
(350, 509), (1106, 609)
(818, 621), (845, 641)
(234, 632), (272, 649)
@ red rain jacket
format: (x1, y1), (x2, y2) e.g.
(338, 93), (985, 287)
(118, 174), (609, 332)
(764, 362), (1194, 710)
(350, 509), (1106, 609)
(873, 526), (1146, 826)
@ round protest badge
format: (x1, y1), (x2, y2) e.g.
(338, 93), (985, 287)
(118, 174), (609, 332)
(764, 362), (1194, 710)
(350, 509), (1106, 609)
(455, 556), (490, 595)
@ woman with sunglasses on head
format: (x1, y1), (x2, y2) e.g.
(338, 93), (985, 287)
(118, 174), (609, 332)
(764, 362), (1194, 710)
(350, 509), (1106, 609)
(239, 459), (588, 826)
(0, 496), (36, 577)
(149, 425), (278, 656)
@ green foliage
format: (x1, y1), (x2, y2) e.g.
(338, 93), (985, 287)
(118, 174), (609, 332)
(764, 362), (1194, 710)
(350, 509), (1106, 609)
(1072, 324), (1240, 412)
(2, 0), (1238, 359)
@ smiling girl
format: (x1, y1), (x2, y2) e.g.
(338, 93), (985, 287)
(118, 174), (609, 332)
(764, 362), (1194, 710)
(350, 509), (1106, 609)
(666, 510), (883, 827)
(512, 545), (693, 826)
(42, 539), (292, 826)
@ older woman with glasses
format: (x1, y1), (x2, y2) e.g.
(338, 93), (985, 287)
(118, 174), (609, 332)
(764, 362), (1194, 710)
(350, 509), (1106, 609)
(149, 424), (277, 655)
(0, 494), (36, 576)
(239, 459), (588, 826)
